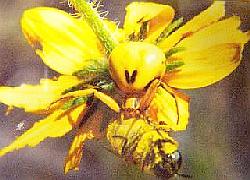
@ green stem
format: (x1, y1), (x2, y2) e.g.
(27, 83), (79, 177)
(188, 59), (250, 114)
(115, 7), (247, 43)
(69, 0), (118, 54)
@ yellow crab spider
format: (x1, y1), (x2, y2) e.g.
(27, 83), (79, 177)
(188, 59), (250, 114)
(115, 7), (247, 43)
(109, 42), (190, 131)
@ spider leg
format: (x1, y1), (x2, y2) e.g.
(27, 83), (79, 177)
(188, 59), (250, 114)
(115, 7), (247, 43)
(139, 79), (161, 112)
(159, 82), (190, 131)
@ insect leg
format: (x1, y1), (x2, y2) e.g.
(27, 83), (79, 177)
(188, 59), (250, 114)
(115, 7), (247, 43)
(111, 135), (128, 156)
(141, 139), (155, 171)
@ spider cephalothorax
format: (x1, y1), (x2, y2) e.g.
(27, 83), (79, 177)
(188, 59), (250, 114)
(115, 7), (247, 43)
(109, 42), (166, 94)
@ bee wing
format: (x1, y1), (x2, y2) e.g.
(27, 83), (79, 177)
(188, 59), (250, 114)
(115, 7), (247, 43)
(148, 84), (189, 131)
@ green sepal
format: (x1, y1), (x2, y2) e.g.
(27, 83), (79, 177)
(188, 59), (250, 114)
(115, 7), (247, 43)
(165, 47), (185, 59)
(72, 59), (109, 78)
(155, 17), (183, 44)
(62, 97), (88, 110)
(96, 81), (114, 91)
(166, 61), (184, 71)
(62, 83), (90, 95)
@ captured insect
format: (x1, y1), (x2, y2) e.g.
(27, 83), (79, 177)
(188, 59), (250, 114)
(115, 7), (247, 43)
(0, 0), (249, 178)
(107, 118), (183, 178)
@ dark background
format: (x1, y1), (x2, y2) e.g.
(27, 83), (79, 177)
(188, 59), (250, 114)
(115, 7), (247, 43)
(0, 0), (249, 179)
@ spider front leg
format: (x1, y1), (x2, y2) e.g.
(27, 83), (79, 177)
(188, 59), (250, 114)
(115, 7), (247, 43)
(139, 79), (161, 116)
(62, 88), (120, 113)
(121, 79), (160, 120)
(151, 82), (190, 131)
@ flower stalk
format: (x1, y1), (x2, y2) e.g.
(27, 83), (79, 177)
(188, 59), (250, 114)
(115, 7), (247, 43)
(69, 0), (118, 53)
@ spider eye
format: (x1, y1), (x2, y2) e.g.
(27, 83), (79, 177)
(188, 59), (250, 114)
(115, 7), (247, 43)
(125, 70), (137, 84)
(125, 70), (130, 83)
(130, 70), (137, 83)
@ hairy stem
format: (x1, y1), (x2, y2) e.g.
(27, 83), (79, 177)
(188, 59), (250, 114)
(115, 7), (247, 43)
(69, 0), (118, 53)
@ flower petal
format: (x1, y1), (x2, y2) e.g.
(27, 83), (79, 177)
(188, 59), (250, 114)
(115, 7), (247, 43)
(0, 104), (86, 157)
(64, 130), (94, 174)
(176, 16), (248, 51)
(22, 7), (105, 75)
(123, 2), (174, 42)
(0, 76), (80, 112)
(104, 20), (125, 43)
(62, 89), (120, 112)
(157, 1), (225, 52)
(149, 85), (189, 131)
(163, 17), (249, 89)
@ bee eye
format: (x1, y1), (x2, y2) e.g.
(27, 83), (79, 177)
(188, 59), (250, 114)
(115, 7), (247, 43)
(153, 151), (182, 178)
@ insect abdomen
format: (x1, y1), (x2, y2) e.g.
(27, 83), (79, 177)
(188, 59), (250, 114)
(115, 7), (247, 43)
(107, 119), (181, 178)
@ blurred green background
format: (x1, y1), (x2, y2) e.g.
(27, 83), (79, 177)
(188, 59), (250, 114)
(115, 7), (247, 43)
(0, 0), (249, 179)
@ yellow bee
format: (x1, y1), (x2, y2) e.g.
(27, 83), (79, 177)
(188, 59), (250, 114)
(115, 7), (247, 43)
(107, 118), (182, 178)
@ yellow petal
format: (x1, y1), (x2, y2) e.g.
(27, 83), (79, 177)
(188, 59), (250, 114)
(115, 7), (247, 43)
(104, 20), (125, 43)
(176, 16), (248, 51)
(149, 85), (189, 131)
(94, 91), (120, 113)
(64, 130), (94, 174)
(0, 104), (86, 157)
(163, 16), (249, 89)
(22, 7), (104, 75)
(0, 76), (80, 112)
(62, 89), (120, 113)
(157, 1), (225, 52)
(123, 2), (174, 42)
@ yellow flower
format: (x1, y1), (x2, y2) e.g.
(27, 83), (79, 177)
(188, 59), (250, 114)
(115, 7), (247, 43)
(0, 0), (249, 175)
(0, 3), (121, 173)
